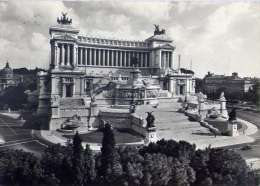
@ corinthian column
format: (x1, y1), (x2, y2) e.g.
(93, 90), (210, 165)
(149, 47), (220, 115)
(119, 51), (122, 66)
(89, 48), (92, 65)
(60, 44), (65, 65)
(66, 44), (70, 65)
(167, 52), (170, 68)
(123, 51), (126, 67)
(111, 50), (114, 66)
(106, 50), (109, 66)
(115, 51), (118, 66)
(102, 49), (106, 66)
(140, 52), (144, 67)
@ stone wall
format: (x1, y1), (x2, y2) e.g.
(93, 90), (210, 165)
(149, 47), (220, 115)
(130, 113), (147, 137)
(98, 111), (130, 129)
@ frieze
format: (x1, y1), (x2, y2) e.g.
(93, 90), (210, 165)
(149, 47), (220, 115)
(117, 91), (138, 98)
(146, 90), (159, 98)
(102, 90), (115, 98)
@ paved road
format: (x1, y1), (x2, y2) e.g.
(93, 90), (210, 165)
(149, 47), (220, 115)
(225, 108), (260, 161)
(0, 113), (51, 159)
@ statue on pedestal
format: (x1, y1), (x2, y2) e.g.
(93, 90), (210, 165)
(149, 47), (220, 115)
(146, 111), (155, 128)
(228, 107), (237, 121)
(131, 56), (139, 68)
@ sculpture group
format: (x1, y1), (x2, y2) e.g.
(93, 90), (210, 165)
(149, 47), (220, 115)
(153, 24), (166, 35)
(57, 12), (72, 25)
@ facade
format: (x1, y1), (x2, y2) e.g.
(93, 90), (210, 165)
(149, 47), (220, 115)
(202, 71), (254, 94)
(0, 61), (23, 91)
(36, 14), (195, 130)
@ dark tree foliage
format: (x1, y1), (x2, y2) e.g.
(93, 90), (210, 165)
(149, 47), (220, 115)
(117, 146), (144, 185)
(82, 144), (97, 184)
(0, 149), (43, 186)
(0, 138), (259, 186)
(99, 123), (116, 177)
(41, 143), (73, 185)
(71, 131), (84, 185)
(0, 81), (37, 110)
(139, 139), (196, 162)
(207, 148), (250, 185)
(195, 78), (203, 93)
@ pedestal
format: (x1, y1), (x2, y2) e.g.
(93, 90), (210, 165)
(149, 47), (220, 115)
(146, 127), (157, 143)
(228, 120), (239, 137)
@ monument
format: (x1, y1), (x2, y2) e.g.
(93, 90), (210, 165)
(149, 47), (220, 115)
(36, 13), (196, 131)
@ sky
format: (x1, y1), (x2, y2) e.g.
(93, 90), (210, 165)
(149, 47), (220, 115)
(0, 1), (259, 78)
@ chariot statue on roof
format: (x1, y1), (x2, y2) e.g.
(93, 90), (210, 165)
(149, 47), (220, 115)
(153, 24), (166, 35)
(57, 12), (72, 25)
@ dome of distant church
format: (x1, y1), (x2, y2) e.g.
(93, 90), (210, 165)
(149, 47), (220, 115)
(0, 61), (13, 78)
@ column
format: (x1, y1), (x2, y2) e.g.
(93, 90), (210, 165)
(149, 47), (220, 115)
(157, 50), (161, 68)
(111, 50), (114, 66)
(79, 47), (83, 65)
(106, 50), (109, 66)
(72, 45), (76, 66)
(123, 51), (127, 67)
(93, 49), (96, 66)
(89, 48), (92, 65)
(171, 51), (174, 69)
(55, 43), (60, 66)
(149, 52), (152, 67)
(167, 52), (170, 68)
(161, 51), (164, 69)
(60, 44), (65, 65)
(145, 52), (149, 67)
(102, 49), (106, 66)
(141, 52), (144, 67)
(78, 47), (81, 65)
(66, 44), (70, 65)
(119, 51), (122, 66)
(97, 49), (101, 66)
(128, 51), (131, 67)
(84, 48), (87, 65)
(115, 51), (118, 66)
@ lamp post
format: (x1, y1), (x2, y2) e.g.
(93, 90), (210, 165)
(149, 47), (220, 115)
(185, 68), (188, 102)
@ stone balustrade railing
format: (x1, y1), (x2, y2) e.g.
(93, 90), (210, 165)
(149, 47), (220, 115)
(78, 36), (151, 48)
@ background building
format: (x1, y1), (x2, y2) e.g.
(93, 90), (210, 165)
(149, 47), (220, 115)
(0, 61), (23, 91)
(202, 71), (254, 94)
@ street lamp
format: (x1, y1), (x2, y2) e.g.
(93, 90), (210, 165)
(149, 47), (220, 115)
(185, 68), (188, 102)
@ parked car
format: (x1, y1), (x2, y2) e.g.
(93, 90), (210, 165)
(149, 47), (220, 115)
(241, 145), (252, 150)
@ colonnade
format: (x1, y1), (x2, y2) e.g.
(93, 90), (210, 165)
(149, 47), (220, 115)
(77, 47), (151, 67)
(55, 43), (75, 66)
(160, 51), (174, 69)
(54, 43), (151, 67)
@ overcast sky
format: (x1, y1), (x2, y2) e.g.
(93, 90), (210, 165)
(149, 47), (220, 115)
(0, 1), (259, 78)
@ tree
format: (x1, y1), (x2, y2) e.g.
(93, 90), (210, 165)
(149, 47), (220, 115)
(71, 131), (84, 185)
(142, 153), (173, 186)
(83, 144), (97, 185)
(41, 143), (73, 185)
(195, 78), (203, 93)
(0, 149), (43, 185)
(98, 123), (123, 184)
(206, 148), (250, 185)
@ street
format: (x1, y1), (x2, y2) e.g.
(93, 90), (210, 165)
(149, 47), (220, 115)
(0, 113), (51, 159)
(224, 108), (260, 167)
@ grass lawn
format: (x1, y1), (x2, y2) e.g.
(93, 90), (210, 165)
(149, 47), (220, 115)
(206, 119), (242, 132)
(63, 129), (142, 144)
